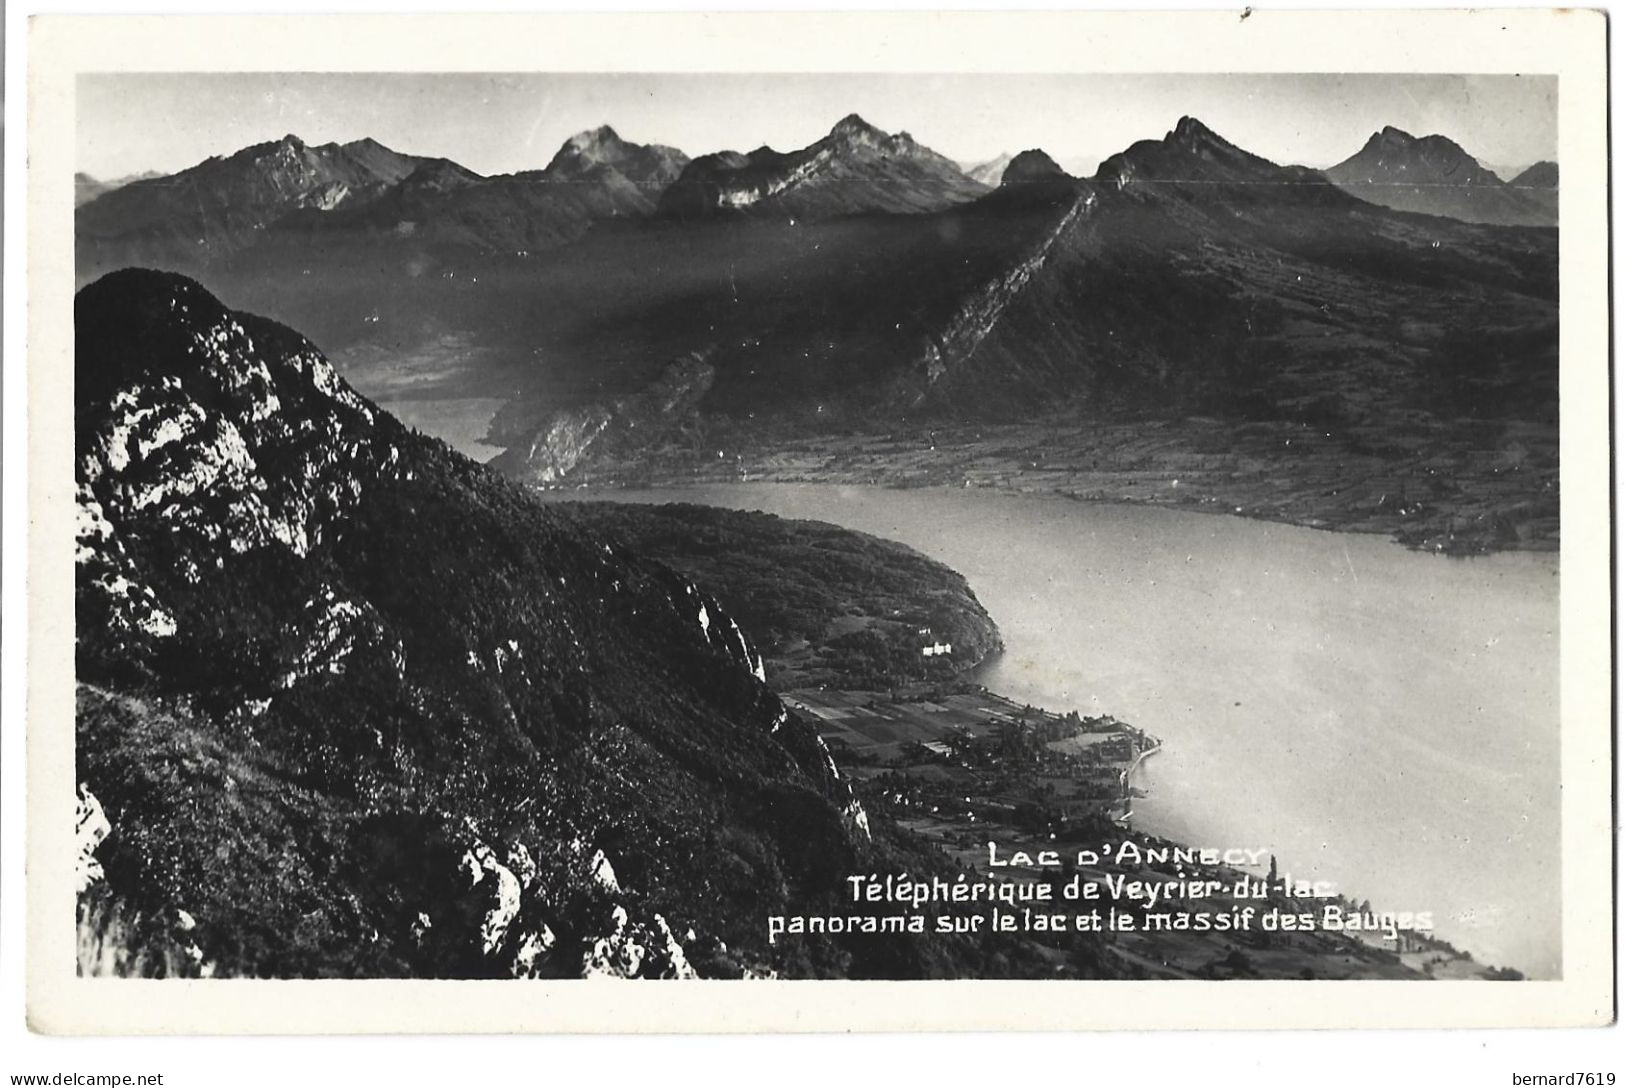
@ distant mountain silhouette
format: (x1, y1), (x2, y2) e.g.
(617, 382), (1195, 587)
(76, 170), (162, 208)
(964, 153), (1014, 186)
(1325, 126), (1555, 227)
(1511, 161), (1558, 189)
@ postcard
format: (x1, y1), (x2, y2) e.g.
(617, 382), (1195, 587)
(26, 7), (1612, 1032)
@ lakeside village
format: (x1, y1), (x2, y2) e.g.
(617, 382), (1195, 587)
(783, 682), (1516, 980)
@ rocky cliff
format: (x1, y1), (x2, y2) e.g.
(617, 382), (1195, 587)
(487, 352), (717, 484)
(74, 269), (871, 979)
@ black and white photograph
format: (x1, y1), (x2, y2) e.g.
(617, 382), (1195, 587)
(19, 7), (1613, 1043)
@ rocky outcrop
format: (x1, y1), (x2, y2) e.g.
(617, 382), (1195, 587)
(74, 270), (872, 979)
(903, 186), (1094, 400)
(488, 352), (715, 484)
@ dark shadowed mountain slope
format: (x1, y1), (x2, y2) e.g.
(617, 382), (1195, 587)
(76, 136), (433, 276)
(658, 114), (989, 219)
(912, 117), (1557, 418)
(73, 269), (918, 979)
(479, 115), (1555, 455)
(999, 149), (1072, 186)
(1325, 126), (1555, 227)
(250, 163), (652, 266)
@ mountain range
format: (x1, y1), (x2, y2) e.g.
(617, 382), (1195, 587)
(76, 115), (990, 279)
(75, 113), (1559, 551)
(77, 115), (1559, 279)
(75, 170), (163, 207)
(77, 136), (432, 272)
(471, 116), (1554, 476)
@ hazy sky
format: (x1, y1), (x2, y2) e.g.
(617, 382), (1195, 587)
(78, 72), (1557, 181)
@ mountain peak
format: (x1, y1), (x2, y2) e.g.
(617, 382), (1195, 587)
(1341, 126), (1481, 175)
(1170, 116), (1238, 155)
(1326, 125), (1553, 225)
(542, 125), (689, 192)
(1173, 115), (1213, 139)
(830, 113), (885, 141)
(1362, 126), (1476, 163)
(74, 269), (270, 409)
(567, 124), (623, 150)
(1000, 149), (1071, 185)
(1512, 161), (1559, 189)
(963, 152), (1015, 186)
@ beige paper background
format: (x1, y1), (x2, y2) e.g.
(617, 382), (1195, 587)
(26, 8), (1612, 1034)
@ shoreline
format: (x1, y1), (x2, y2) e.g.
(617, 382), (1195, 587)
(559, 481), (1542, 978)
(515, 411), (1558, 558)
(537, 471), (1557, 559)
(802, 679), (1506, 980)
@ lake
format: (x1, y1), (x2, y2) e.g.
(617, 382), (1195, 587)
(567, 483), (1561, 978)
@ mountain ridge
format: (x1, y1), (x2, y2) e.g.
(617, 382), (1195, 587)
(657, 113), (990, 219)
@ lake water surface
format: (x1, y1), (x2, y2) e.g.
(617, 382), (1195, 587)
(579, 484), (1560, 977)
